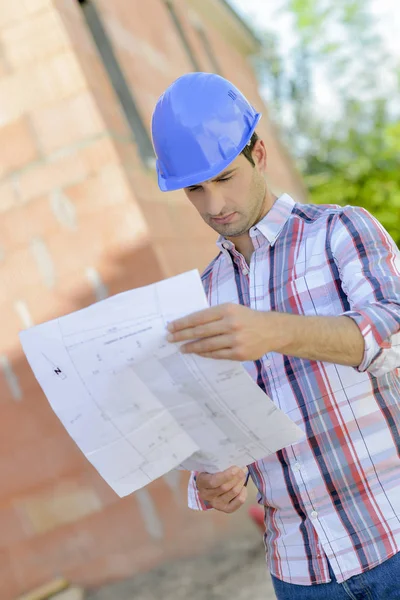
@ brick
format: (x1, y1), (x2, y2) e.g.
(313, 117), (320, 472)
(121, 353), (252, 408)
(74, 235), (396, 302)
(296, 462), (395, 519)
(0, 354), (22, 401)
(29, 237), (56, 289)
(85, 266), (108, 301)
(17, 484), (102, 535)
(14, 299), (34, 329)
(0, 178), (18, 213)
(40, 205), (149, 284)
(30, 91), (105, 154)
(31, 51), (88, 107)
(0, 370), (62, 440)
(0, 10), (70, 69)
(9, 527), (90, 597)
(0, 432), (87, 502)
(0, 118), (39, 178)
(0, 442), (46, 502)
(55, 0), (99, 56)
(0, 53), (88, 125)
(15, 286), (72, 332)
(98, 239), (164, 296)
(91, 203), (148, 250)
(18, 152), (88, 204)
(0, 249), (44, 305)
(168, 201), (211, 239)
(0, 74), (38, 128)
(0, 504), (31, 549)
(26, 196), (58, 239)
(189, 239), (221, 271)
(112, 139), (143, 172)
(64, 164), (135, 215)
(0, 55), (10, 78)
(78, 136), (119, 175)
(98, 0), (186, 76)
(72, 496), (154, 560)
(33, 230), (99, 283)
(0, 549), (19, 600)
(11, 490), (162, 590)
(0, 298), (29, 350)
(0, 0), (54, 28)
(6, 353), (50, 403)
(120, 163), (162, 201)
(50, 189), (78, 232)
(154, 240), (202, 277)
(90, 80), (132, 138)
(139, 200), (175, 240)
(0, 197), (55, 253)
(49, 265), (96, 310)
(0, 395), (50, 456)
(0, 1), (309, 597)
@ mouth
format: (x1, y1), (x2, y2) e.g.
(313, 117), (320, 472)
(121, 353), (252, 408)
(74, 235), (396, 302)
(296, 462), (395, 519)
(212, 212), (237, 225)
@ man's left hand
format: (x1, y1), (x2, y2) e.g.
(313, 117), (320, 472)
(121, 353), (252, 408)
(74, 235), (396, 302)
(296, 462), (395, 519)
(167, 303), (277, 361)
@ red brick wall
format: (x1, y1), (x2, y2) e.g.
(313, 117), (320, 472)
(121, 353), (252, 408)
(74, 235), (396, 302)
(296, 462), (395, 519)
(0, 1), (305, 597)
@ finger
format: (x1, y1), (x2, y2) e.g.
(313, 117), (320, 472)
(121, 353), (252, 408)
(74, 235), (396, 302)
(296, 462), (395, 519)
(219, 479), (247, 504)
(196, 349), (234, 360)
(167, 320), (225, 343)
(218, 487), (248, 514)
(167, 306), (224, 334)
(228, 487), (248, 511)
(181, 334), (232, 355)
(196, 470), (238, 498)
(205, 467), (245, 490)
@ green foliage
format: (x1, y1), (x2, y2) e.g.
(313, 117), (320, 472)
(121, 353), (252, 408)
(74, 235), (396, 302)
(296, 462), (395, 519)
(253, 0), (400, 247)
(301, 98), (400, 245)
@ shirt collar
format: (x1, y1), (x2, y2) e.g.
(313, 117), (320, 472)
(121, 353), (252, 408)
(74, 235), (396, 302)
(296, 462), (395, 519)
(216, 193), (296, 251)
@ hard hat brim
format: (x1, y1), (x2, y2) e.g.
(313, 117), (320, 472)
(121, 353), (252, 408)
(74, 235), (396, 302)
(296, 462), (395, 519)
(157, 112), (262, 192)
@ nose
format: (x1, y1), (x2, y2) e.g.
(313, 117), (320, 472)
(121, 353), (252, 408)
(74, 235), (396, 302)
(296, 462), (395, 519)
(203, 188), (226, 217)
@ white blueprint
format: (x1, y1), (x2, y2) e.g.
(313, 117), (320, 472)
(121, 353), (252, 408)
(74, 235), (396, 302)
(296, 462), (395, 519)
(19, 270), (304, 497)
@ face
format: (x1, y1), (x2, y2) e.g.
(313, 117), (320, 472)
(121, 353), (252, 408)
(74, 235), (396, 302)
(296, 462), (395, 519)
(183, 140), (269, 239)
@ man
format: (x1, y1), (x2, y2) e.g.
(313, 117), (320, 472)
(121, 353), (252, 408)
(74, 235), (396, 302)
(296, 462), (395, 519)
(151, 72), (400, 599)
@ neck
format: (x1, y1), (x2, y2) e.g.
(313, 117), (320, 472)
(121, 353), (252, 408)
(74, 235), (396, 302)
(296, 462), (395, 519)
(227, 191), (278, 265)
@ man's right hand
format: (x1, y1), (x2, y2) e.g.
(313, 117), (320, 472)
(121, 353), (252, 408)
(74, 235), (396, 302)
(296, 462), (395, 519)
(196, 466), (248, 513)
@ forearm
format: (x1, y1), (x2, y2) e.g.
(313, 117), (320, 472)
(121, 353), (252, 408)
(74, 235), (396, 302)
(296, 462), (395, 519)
(271, 312), (365, 367)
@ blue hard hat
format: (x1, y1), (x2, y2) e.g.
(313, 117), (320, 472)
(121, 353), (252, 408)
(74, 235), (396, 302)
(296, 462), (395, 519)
(151, 72), (262, 192)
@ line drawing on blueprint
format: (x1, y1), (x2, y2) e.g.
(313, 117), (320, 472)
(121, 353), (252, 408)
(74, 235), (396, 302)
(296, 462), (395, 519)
(20, 270), (304, 496)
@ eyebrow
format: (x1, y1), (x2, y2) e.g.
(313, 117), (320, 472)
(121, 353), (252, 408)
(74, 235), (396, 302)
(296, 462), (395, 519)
(211, 168), (237, 182)
(187, 168), (237, 190)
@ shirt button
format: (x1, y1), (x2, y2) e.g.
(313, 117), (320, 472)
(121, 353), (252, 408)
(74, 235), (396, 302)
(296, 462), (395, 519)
(264, 360), (271, 368)
(311, 510), (319, 519)
(222, 242), (230, 249)
(293, 462), (301, 471)
(242, 268), (249, 276)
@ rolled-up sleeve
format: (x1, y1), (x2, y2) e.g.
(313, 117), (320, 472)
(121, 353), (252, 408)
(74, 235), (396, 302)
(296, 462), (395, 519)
(330, 206), (400, 377)
(188, 471), (213, 511)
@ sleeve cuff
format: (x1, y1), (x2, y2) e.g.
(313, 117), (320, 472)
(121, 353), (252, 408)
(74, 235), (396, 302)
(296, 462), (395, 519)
(187, 472), (213, 511)
(342, 309), (387, 373)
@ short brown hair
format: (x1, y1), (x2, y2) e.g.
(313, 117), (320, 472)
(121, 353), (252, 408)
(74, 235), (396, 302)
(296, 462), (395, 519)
(241, 131), (259, 166)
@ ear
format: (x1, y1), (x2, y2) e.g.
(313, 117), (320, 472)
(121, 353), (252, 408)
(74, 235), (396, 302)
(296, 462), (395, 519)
(252, 139), (267, 173)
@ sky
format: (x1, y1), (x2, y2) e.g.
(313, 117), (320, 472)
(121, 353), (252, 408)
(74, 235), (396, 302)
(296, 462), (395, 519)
(229, 0), (400, 59)
(229, 0), (400, 118)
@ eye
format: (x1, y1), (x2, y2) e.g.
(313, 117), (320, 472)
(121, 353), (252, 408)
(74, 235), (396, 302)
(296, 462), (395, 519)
(217, 176), (233, 183)
(188, 186), (202, 192)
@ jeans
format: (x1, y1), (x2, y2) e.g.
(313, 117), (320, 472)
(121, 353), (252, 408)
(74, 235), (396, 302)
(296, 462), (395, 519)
(271, 551), (400, 599)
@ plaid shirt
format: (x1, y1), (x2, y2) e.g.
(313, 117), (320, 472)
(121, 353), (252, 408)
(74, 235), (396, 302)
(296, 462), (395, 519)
(187, 194), (400, 585)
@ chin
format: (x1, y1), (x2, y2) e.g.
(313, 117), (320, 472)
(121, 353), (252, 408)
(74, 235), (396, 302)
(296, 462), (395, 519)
(223, 223), (249, 237)
(210, 220), (247, 237)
